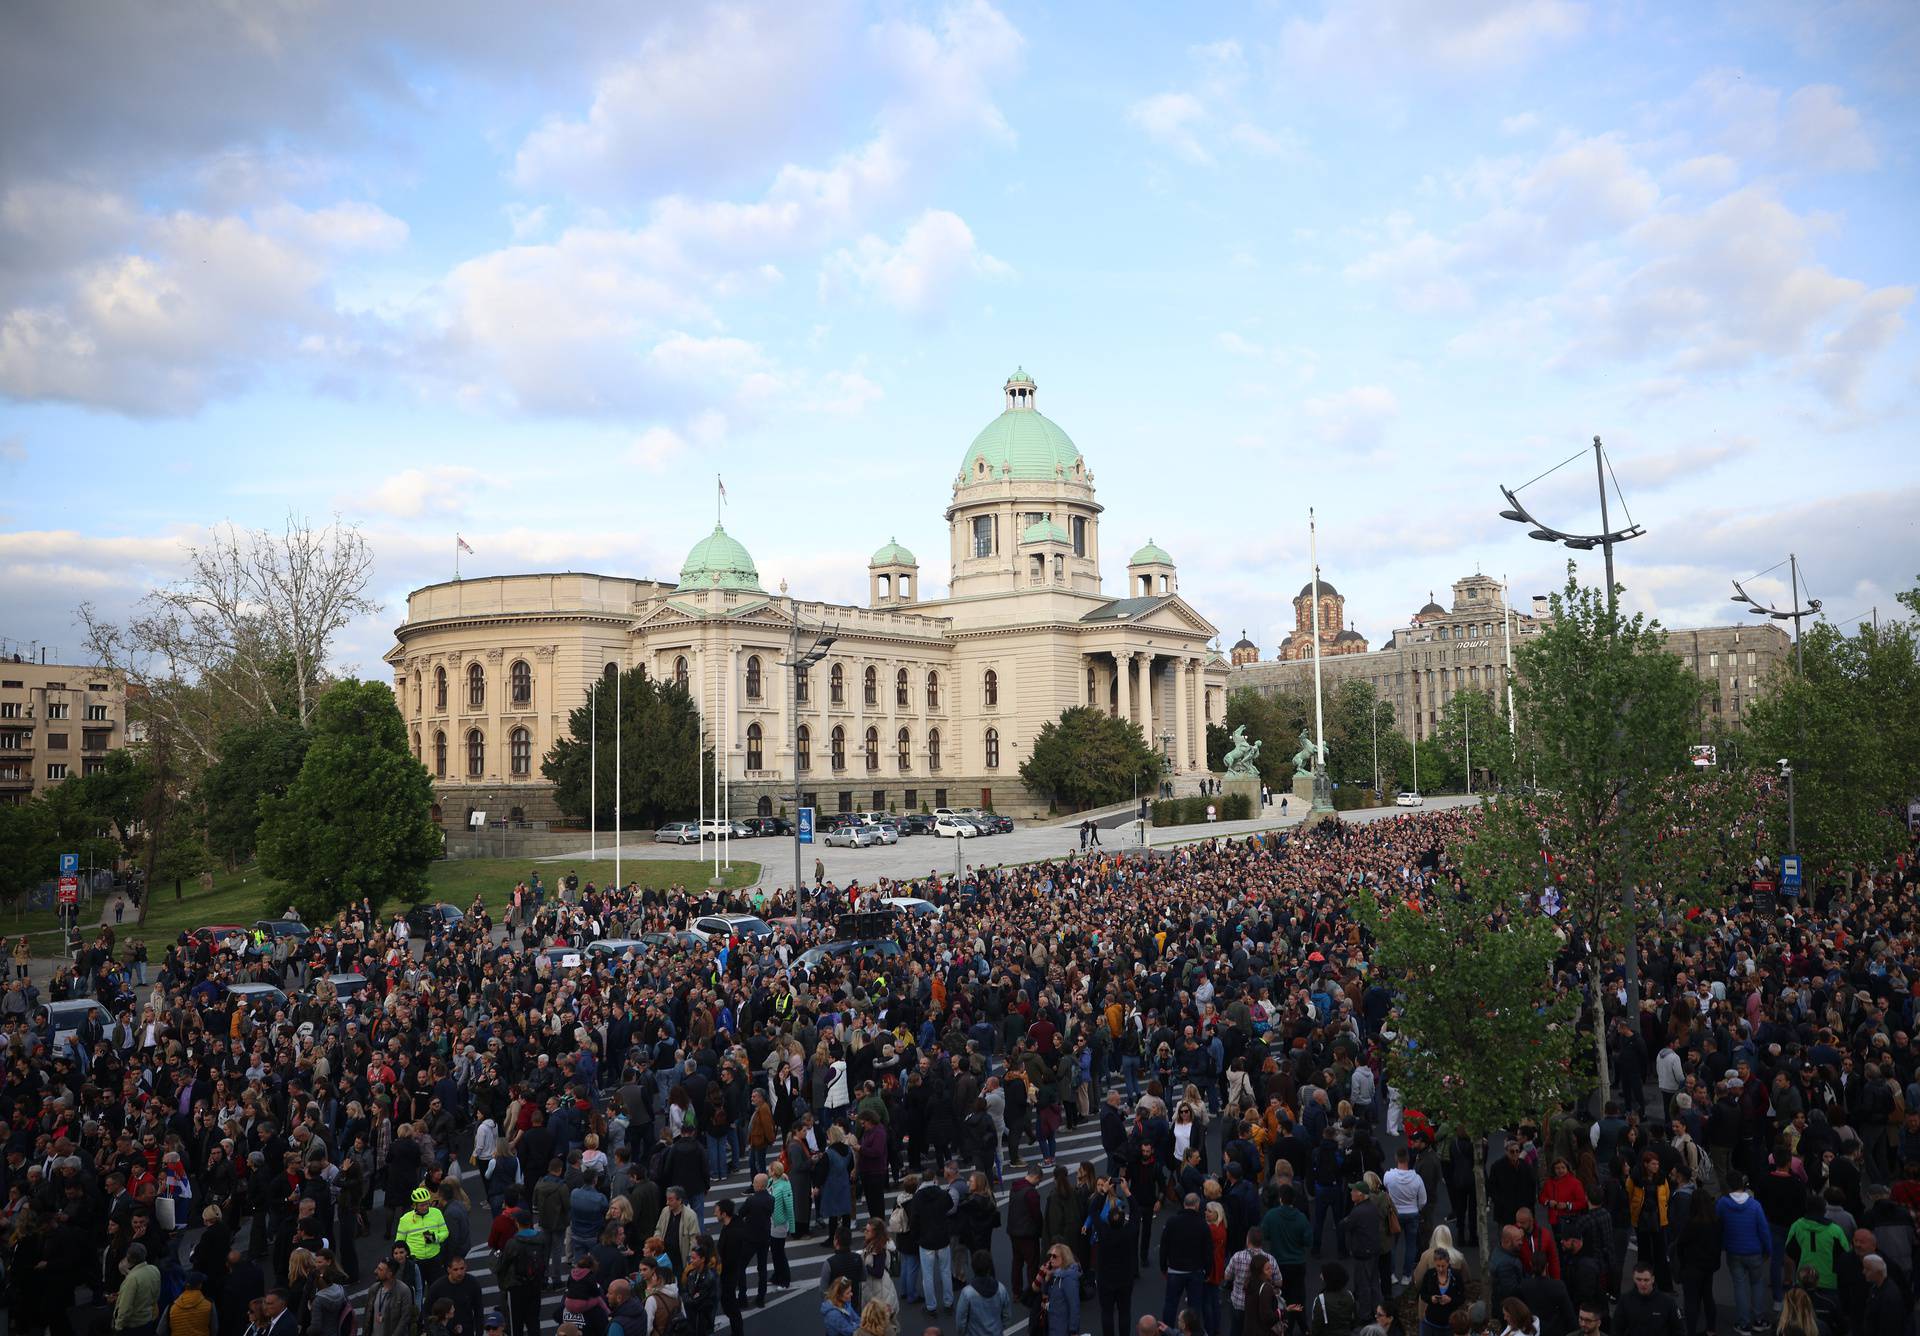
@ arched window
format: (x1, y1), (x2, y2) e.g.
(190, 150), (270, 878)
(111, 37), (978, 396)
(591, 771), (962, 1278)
(434, 666), (447, 711)
(864, 726), (879, 771)
(984, 727), (1000, 769)
(510, 659), (532, 707)
(757, 795), (772, 817)
(926, 671), (940, 709)
(830, 664), (845, 705)
(1087, 665), (1096, 704)
(509, 806), (524, 824)
(673, 655), (688, 690)
(746, 722), (763, 769)
(466, 662), (485, 709)
(509, 726), (531, 777)
(896, 668), (909, 708)
(796, 725), (811, 771)
(411, 729), (421, 760)
(413, 673), (422, 713)
(983, 669), (998, 708)
(796, 669), (810, 704)
(603, 662), (618, 685)
(433, 730), (447, 778)
(830, 725), (846, 770)
(465, 728), (484, 778)
(897, 727), (911, 771)
(863, 665), (877, 706)
(745, 655), (762, 701)
(928, 729), (942, 771)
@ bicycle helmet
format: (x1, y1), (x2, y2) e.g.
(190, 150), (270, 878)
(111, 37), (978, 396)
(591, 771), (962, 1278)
(411, 1186), (433, 1204)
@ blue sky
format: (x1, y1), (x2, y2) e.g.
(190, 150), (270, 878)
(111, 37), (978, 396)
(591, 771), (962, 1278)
(1, 0), (1915, 675)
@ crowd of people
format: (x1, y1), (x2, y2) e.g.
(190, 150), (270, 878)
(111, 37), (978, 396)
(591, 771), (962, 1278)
(3, 801), (1919, 1336)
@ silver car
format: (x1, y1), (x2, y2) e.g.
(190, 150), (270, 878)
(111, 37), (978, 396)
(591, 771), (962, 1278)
(654, 821), (700, 844)
(825, 824), (875, 848)
(869, 822), (900, 845)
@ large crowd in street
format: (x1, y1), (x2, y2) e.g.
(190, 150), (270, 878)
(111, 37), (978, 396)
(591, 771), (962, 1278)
(5, 802), (1920, 1336)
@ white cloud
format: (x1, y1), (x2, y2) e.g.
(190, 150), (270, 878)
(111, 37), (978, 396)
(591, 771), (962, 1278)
(823, 210), (1007, 319)
(1500, 111), (1541, 136)
(364, 466), (484, 518)
(1130, 41), (1305, 167)
(1130, 93), (1213, 165)
(1280, 0), (1586, 78)
(1346, 228), (1473, 313)
(1666, 154), (1740, 192)
(1782, 85), (1877, 171)
(513, 3), (845, 198)
(1304, 385), (1399, 448)
(631, 426), (687, 472)
(256, 201), (409, 252)
(1696, 69), (1876, 174)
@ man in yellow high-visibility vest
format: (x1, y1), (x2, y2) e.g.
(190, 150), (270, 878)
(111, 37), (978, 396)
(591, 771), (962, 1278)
(395, 1186), (448, 1284)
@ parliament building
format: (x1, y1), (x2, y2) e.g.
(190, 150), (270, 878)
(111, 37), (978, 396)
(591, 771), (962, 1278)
(386, 370), (1232, 827)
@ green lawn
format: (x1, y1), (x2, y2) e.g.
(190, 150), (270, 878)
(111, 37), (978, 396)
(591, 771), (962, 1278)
(39, 856), (759, 948)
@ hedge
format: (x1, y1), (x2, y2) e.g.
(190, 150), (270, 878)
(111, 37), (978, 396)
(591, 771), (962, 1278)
(1151, 791), (1253, 826)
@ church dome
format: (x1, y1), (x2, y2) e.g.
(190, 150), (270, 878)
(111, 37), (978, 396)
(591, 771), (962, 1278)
(869, 538), (916, 567)
(1232, 633), (1256, 651)
(676, 523), (761, 593)
(1417, 593), (1446, 617)
(1335, 628), (1366, 644)
(1298, 579), (1340, 599)
(959, 369), (1085, 482)
(1130, 539), (1173, 566)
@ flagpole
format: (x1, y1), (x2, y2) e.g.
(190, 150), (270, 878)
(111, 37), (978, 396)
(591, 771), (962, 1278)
(590, 672), (598, 862)
(614, 664), (622, 893)
(455, 536), (461, 582)
(1309, 509), (1329, 806)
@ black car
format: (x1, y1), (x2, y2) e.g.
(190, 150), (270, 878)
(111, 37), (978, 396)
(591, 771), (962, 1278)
(404, 902), (465, 936)
(742, 816), (794, 837)
(899, 813), (934, 835)
(984, 814), (1014, 834)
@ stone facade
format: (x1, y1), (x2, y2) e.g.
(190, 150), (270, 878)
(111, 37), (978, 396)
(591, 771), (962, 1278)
(0, 658), (128, 804)
(1276, 579), (1369, 661)
(387, 370), (1232, 828)
(1229, 574), (1791, 742)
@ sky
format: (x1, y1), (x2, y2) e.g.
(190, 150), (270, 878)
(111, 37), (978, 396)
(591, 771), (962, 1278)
(1, 0), (1916, 677)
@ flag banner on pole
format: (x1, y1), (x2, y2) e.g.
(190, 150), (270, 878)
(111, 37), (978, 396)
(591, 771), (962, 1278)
(457, 534), (474, 554)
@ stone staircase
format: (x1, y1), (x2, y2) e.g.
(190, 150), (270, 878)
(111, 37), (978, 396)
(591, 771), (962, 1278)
(1049, 772), (1221, 828)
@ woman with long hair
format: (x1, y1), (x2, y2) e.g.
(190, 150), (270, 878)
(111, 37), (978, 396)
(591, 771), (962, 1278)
(1498, 1298), (1540, 1336)
(1776, 1288), (1819, 1336)
(821, 1276), (860, 1336)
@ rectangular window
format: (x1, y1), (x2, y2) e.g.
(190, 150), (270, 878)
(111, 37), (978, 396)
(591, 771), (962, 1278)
(84, 759), (108, 776)
(89, 682), (108, 692)
(972, 515), (994, 558)
(82, 729), (111, 751)
(0, 703), (17, 718)
(802, 791), (817, 811)
(85, 704), (108, 721)
(46, 702), (68, 720)
(1072, 516), (1086, 557)
(47, 733), (68, 750)
(873, 789), (886, 811)
(837, 791), (853, 814)
(0, 731), (23, 749)
(0, 680), (19, 689)
(1709, 652), (1718, 668)
(903, 789), (917, 810)
(934, 788), (948, 809)
(46, 763), (67, 780)
(1746, 651), (1755, 665)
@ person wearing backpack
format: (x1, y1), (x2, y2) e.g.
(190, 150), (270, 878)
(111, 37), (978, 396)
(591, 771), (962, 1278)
(498, 1213), (549, 1336)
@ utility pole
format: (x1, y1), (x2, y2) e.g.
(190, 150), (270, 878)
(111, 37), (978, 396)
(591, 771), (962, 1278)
(1307, 509), (1331, 811)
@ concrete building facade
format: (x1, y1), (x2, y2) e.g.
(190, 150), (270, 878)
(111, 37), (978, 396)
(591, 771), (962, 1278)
(0, 657), (129, 804)
(1229, 574), (1791, 742)
(387, 370), (1232, 828)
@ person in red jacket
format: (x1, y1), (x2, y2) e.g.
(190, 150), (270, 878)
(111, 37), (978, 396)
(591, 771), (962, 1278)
(1539, 1158), (1590, 1229)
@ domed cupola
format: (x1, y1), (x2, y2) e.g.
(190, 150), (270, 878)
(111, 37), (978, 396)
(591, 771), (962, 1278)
(675, 523), (761, 594)
(957, 368), (1087, 486)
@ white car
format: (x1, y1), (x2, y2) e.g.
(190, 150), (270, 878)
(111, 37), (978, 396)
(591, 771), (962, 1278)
(700, 818), (751, 840)
(1395, 791), (1424, 807)
(933, 814), (977, 838)
(882, 896), (942, 918)
(690, 914), (774, 943)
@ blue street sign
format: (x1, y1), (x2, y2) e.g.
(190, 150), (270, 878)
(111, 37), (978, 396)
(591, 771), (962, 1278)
(59, 852), (77, 874)
(797, 807), (814, 845)
(1781, 855), (1802, 890)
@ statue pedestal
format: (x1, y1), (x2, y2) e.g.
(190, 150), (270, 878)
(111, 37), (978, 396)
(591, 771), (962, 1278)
(1291, 772), (1316, 809)
(1312, 766), (1334, 812)
(1223, 775), (1261, 816)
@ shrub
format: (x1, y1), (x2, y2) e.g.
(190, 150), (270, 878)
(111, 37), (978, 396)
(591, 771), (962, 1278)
(1219, 792), (1252, 821)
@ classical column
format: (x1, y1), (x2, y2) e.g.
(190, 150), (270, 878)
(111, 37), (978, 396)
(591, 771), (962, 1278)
(1138, 652), (1155, 752)
(1116, 649), (1132, 724)
(1188, 659), (1202, 770)
(1167, 656), (1182, 771)
(727, 645), (741, 777)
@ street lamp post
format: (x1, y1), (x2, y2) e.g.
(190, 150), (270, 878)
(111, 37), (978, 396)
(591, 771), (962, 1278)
(781, 584), (837, 929)
(1732, 555), (1820, 898)
(1369, 697), (1386, 799)
(1499, 434), (1649, 1011)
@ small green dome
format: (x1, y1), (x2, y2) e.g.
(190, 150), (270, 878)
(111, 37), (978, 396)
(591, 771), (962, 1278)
(1130, 539), (1173, 566)
(1021, 518), (1072, 545)
(676, 523), (761, 593)
(1005, 365), (1035, 386)
(870, 537), (916, 567)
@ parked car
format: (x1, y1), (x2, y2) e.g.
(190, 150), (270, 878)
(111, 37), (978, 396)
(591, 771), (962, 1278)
(403, 902), (464, 936)
(794, 937), (905, 971)
(537, 946), (584, 972)
(640, 930), (703, 952)
(252, 918), (311, 944)
(982, 814), (1014, 834)
(868, 822), (900, 845)
(741, 816), (794, 837)
(190, 924), (250, 947)
(897, 813), (933, 835)
(932, 814), (977, 838)
(690, 913), (774, 944)
(586, 937), (649, 961)
(700, 818), (752, 840)
(1395, 791), (1424, 807)
(44, 998), (112, 1057)
(317, 972), (370, 1001)
(825, 824), (876, 848)
(228, 982), (289, 1012)
(881, 896), (942, 918)
(654, 821), (700, 844)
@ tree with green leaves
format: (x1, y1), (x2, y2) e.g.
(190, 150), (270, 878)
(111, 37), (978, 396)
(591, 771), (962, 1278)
(1500, 567), (1757, 1098)
(1223, 686), (1310, 787)
(1432, 687), (1515, 792)
(1352, 833), (1579, 1264)
(542, 667), (710, 827)
(0, 801), (57, 916)
(201, 716), (310, 866)
(1018, 706), (1162, 809)
(257, 680), (439, 921)
(1744, 596), (1920, 885)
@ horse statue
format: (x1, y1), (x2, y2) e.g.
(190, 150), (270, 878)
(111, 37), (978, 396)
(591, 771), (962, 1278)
(1223, 726), (1263, 777)
(1290, 727), (1319, 778)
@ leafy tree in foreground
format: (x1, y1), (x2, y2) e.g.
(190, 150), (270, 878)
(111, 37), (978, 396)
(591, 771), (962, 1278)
(257, 679), (438, 921)
(1018, 705), (1161, 809)
(1223, 686), (1309, 788)
(1507, 568), (1757, 1097)
(1352, 845), (1578, 1265)
(1432, 687), (1514, 792)
(202, 715), (310, 866)
(543, 667), (710, 828)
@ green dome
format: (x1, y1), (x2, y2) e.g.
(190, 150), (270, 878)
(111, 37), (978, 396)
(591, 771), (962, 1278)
(1005, 365), (1035, 386)
(1021, 518), (1072, 545)
(869, 537), (916, 567)
(1130, 539), (1173, 566)
(961, 410), (1084, 482)
(676, 523), (761, 593)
